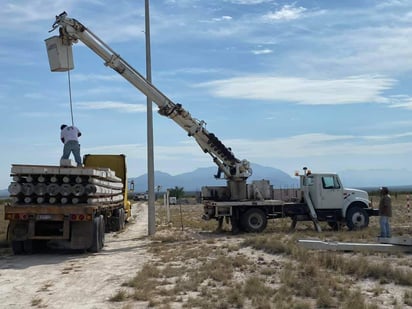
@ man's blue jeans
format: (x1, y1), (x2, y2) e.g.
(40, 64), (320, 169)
(379, 216), (391, 238)
(61, 140), (82, 166)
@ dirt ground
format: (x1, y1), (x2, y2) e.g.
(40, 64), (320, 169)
(0, 202), (150, 309)
(1, 197), (412, 308)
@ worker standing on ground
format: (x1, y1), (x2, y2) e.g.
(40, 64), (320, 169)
(60, 124), (82, 167)
(378, 186), (392, 238)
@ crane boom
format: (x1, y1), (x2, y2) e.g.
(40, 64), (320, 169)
(47, 12), (251, 184)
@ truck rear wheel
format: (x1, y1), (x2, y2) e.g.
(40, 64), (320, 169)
(99, 215), (105, 248)
(346, 206), (369, 230)
(11, 241), (24, 255)
(119, 208), (125, 230)
(240, 208), (267, 233)
(11, 240), (34, 255)
(112, 208), (125, 232)
(89, 215), (104, 253)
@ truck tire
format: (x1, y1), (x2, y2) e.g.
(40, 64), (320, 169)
(112, 208), (125, 232)
(346, 206), (369, 230)
(99, 215), (105, 248)
(89, 216), (103, 253)
(23, 240), (33, 254)
(240, 208), (267, 233)
(119, 208), (125, 230)
(11, 241), (24, 255)
(230, 209), (241, 234)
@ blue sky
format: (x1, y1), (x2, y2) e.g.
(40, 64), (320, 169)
(1, 0), (412, 189)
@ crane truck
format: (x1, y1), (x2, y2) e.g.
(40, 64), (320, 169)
(42, 12), (378, 234)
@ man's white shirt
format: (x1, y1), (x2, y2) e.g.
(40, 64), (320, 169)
(61, 126), (81, 143)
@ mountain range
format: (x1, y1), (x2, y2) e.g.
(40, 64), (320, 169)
(130, 165), (412, 193)
(1, 164), (411, 196)
(129, 163), (299, 192)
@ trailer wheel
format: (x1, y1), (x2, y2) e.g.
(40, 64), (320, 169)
(119, 208), (125, 230)
(346, 206), (369, 230)
(99, 215), (105, 248)
(89, 216), (103, 253)
(23, 240), (33, 254)
(11, 241), (24, 255)
(240, 208), (267, 233)
(117, 208), (125, 231)
(112, 208), (125, 232)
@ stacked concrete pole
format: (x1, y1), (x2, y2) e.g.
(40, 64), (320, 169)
(8, 164), (123, 206)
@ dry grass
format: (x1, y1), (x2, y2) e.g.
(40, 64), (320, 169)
(3, 192), (412, 308)
(109, 289), (128, 302)
(110, 195), (412, 308)
(30, 297), (43, 307)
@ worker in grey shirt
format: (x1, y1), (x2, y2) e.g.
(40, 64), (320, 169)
(60, 124), (82, 167)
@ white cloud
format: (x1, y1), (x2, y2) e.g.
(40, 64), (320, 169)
(76, 101), (146, 113)
(226, 132), (412, 162)
(212, 16), (233, 22)
(72, 73), (122, 82)
(93, 132), (412, 177)
(0, 1), (71, 24)
(263, 4), (307, 21)
(196, 75), (395, 105)
(388, 96), (412, 109)
(313, 26), (412, 76)
(376, 0), (411, 9)
(251, 49), (273, 55)
(226, 0), (273, 4)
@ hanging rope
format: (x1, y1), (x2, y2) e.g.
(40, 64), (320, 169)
(66, 45), (74, 126)
(67, 69), (74, 126)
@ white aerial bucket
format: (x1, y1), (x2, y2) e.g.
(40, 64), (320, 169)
(45, 36), (74, 72)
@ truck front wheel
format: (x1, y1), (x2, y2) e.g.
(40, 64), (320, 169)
(240, 208), (267, 233)
(346, 206), (369, 230)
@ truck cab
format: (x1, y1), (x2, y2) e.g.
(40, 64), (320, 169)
(301, 171), (375, 229)
(83, 154), (131, 221)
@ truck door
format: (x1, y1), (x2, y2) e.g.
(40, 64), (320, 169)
(318, 175), (343, 209)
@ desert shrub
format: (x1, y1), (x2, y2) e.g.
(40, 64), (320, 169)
(109, 289), (128, 302)
(241, 235), (292, 255)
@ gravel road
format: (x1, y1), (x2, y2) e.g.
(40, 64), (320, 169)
(0, 202), (149, 309)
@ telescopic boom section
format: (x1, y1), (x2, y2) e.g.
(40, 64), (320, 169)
(49, 12), (251, 182)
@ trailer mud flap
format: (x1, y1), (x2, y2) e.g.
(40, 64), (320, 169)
(70, 221), (93, 250)
(7, 221), (29, 241)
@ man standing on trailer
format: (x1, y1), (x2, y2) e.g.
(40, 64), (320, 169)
(60, 124), (82, 167)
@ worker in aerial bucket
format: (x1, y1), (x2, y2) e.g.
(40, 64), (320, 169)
(60, 124), (82, 167)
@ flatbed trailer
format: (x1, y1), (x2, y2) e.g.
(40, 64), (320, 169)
(5, 154), (130, 254)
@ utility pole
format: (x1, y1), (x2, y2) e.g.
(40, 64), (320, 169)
(145, 0), (156, 235)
